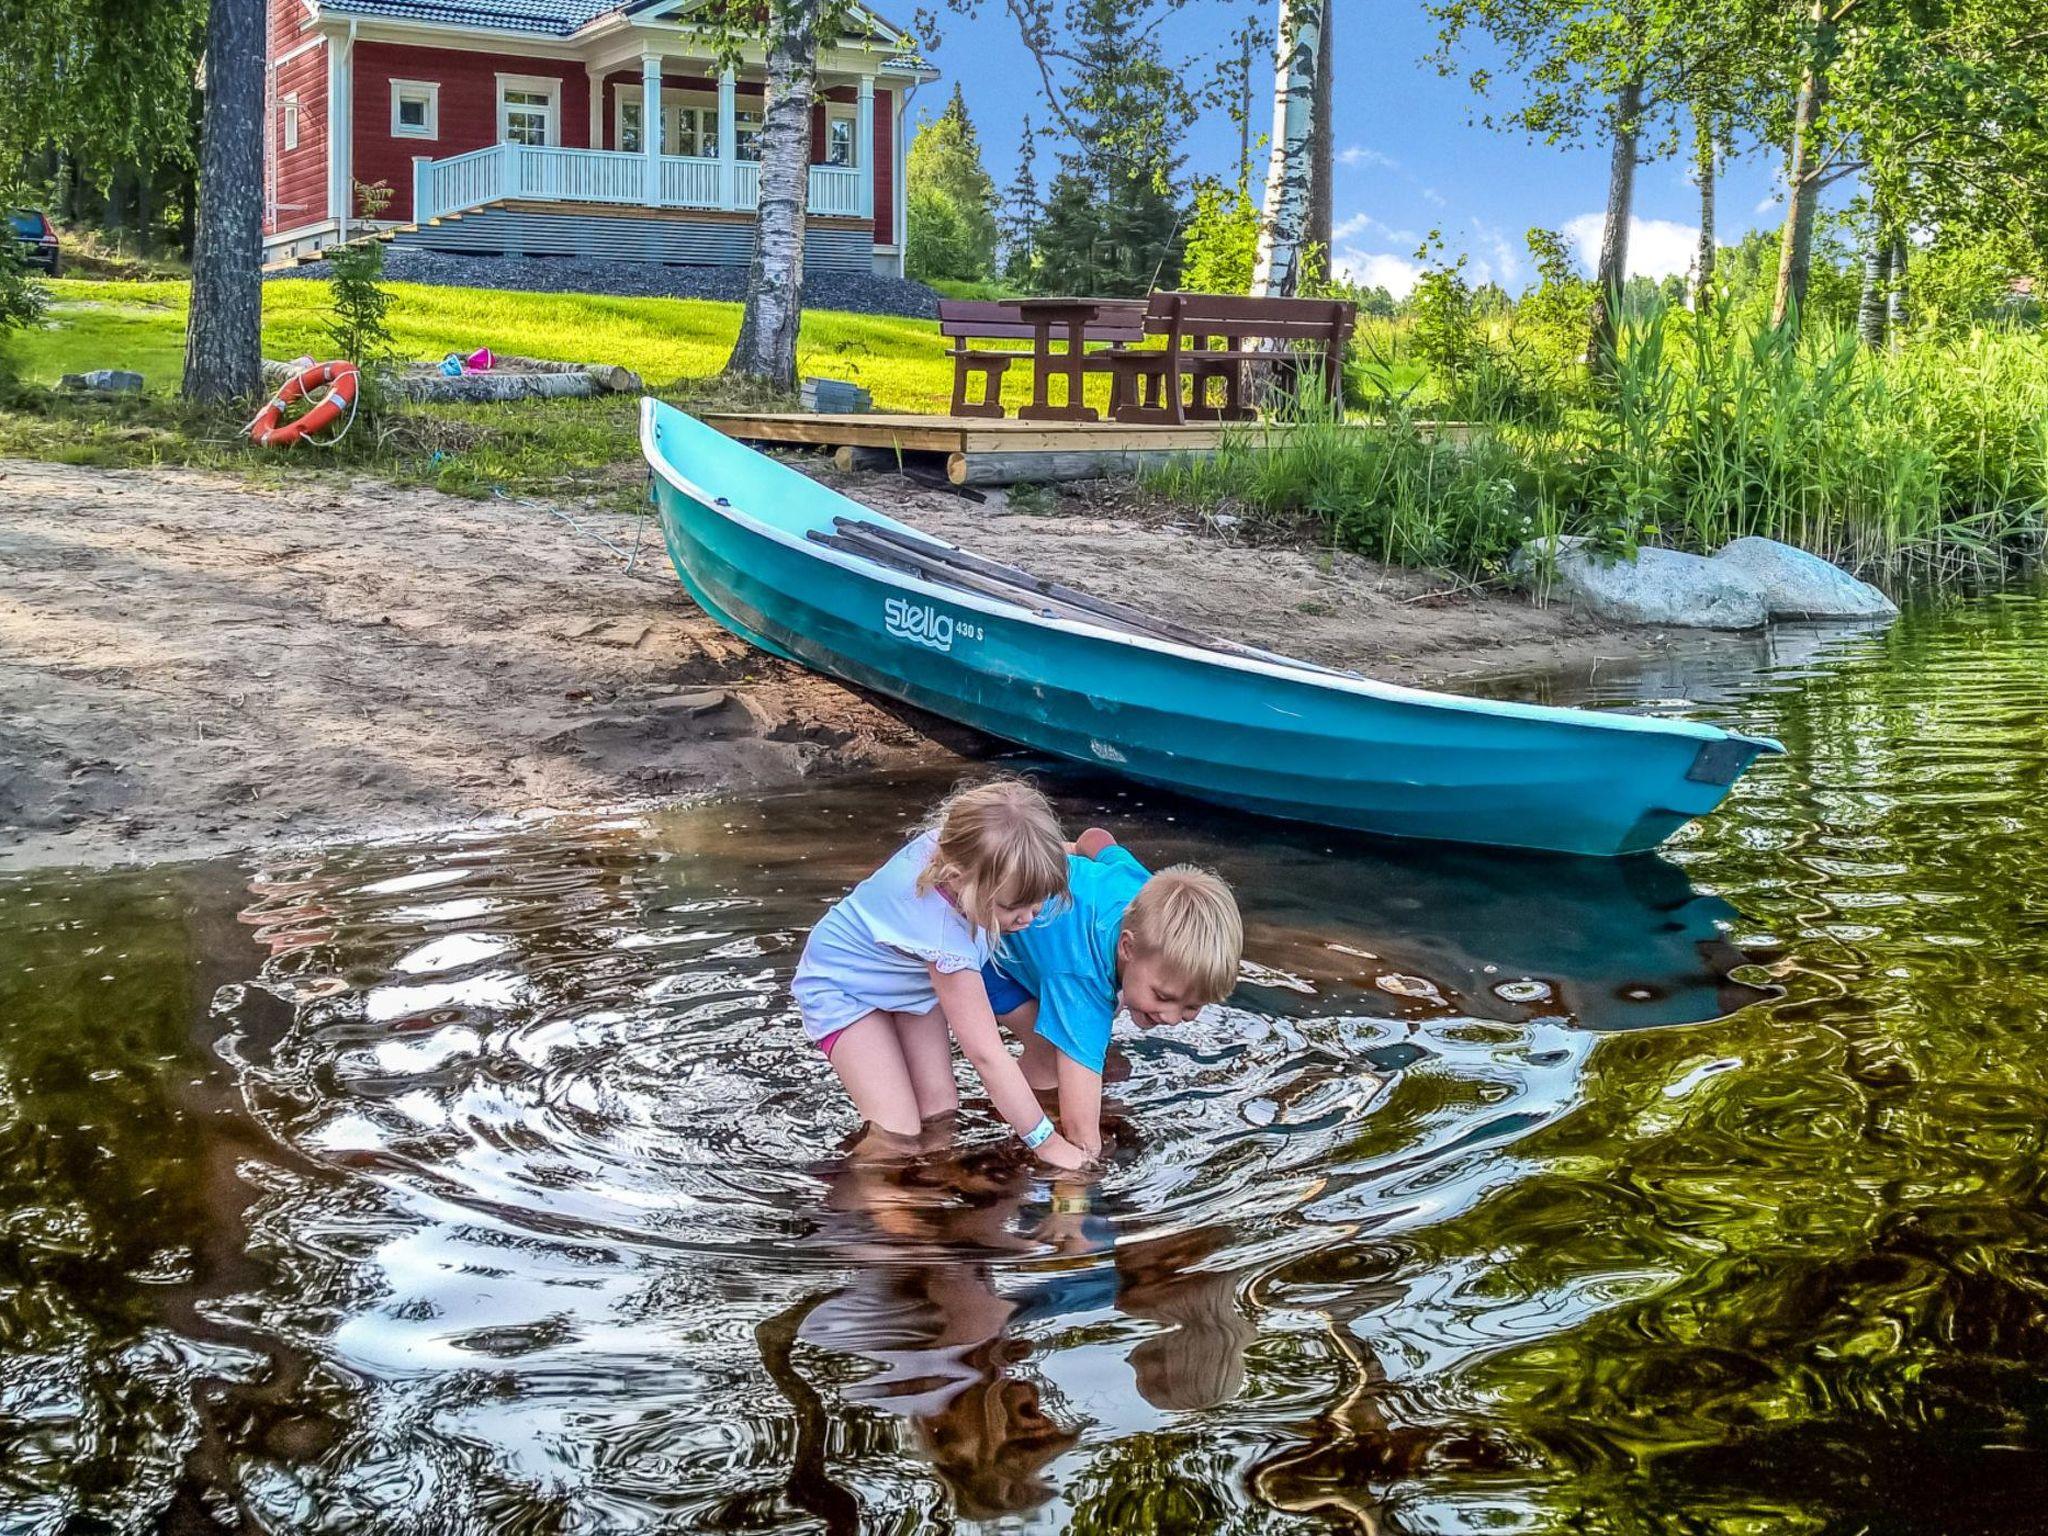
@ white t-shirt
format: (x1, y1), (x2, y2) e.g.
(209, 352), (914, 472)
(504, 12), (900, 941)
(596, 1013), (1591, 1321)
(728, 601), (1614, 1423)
(792, 832), (991, 1040)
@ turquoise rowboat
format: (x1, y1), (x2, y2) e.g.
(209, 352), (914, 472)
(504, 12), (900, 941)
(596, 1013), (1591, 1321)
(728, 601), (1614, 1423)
(642, 400), (1781, 856)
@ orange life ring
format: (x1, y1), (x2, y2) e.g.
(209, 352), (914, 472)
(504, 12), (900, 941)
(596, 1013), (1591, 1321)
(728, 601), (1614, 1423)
(251, 360), (360, 447)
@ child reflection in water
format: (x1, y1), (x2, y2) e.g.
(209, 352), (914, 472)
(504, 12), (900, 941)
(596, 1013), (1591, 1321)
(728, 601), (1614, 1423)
(797, 1128), (1254, 1518)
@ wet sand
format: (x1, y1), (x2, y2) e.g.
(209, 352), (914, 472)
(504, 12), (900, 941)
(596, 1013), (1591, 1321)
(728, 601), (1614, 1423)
(0, 457), (1670, 869)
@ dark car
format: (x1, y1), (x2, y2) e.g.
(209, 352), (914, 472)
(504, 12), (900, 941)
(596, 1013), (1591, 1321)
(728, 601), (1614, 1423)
(10, 210), (58, 276)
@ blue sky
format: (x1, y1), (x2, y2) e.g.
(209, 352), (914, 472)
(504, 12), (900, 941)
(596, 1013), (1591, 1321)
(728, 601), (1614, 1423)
(923, 1), (1791, 296)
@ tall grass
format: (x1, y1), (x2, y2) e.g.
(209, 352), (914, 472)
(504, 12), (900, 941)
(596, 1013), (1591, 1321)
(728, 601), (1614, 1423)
(1152, 306), (2048, 587)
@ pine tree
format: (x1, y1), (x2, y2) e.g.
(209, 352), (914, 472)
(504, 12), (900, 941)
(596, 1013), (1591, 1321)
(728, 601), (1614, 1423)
(905, 83), (1000, 282)
(999, 117), (1042, 286)
(1030, 0), (1187, 297)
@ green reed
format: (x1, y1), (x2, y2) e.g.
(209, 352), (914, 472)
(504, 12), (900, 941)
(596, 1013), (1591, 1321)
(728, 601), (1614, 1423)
(1147, 311), (2048, 587)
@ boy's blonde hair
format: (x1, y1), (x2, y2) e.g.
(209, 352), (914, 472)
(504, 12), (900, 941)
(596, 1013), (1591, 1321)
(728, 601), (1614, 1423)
(1123, 866), (1242, 1003)
(917, 777), (1069, 940)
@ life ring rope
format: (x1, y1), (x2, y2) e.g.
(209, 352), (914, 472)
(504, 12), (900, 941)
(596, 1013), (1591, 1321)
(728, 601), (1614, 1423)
(250, 361), (361, 448)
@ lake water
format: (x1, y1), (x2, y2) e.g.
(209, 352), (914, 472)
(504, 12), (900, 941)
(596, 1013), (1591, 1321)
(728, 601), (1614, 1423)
(4, 588), (2045, 1534)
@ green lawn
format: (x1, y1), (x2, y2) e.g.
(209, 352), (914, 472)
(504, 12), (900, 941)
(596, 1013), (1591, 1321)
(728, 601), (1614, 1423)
(21, 277), (966, 412)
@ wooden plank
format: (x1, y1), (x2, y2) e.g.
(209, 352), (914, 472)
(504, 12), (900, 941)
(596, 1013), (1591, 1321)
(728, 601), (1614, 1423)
(701, 413), (968, 452)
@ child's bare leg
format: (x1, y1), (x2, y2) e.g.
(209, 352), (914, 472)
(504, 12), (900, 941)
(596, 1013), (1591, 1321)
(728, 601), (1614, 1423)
(895, 1004), (960, 1121)
(826, 1010), (924, 1138)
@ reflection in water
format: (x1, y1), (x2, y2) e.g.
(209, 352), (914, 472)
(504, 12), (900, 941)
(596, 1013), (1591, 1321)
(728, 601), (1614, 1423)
(3, 585), (2046, 1531)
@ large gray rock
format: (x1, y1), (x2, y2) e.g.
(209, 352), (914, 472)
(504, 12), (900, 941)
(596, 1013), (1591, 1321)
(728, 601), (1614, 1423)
(1710, 536), (1899, 620)
(1513, 535), (1770, 629)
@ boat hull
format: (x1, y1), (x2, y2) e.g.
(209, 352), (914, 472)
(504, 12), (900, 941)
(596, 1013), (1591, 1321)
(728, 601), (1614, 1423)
(641, 401), (1779, 856)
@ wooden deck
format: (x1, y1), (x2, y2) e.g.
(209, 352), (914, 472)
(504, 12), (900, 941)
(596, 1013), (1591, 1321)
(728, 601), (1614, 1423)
(698, 411), (1436, 487)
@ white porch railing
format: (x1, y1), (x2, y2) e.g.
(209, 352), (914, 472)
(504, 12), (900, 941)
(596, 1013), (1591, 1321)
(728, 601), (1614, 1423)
(411, 143), (870, 224)
(808, 165), (862, 217)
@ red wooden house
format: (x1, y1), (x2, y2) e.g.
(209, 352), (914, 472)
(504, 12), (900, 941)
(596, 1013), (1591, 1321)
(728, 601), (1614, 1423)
(264, 0), (935, 273)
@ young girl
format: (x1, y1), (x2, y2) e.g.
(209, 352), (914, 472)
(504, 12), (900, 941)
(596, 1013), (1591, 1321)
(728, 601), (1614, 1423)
(794, 780), (1090, 1170)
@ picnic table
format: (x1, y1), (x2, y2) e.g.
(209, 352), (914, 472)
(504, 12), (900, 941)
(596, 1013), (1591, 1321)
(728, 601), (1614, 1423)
(936, 292), (1357, 425)
(938, 298), (1146, 421)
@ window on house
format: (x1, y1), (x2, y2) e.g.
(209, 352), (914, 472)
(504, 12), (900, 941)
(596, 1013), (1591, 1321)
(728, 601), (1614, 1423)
(826, 113), (856, 167)
(282, 95), (300, 152)
(498, 79), (557, 147)
(391, 81), (438, 139)
(735, 107), (764, 162)
(618, 97), (644, 154)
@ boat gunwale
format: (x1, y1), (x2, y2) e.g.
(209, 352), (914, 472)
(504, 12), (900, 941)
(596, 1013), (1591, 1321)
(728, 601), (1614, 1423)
(640, 399), (1780, 755)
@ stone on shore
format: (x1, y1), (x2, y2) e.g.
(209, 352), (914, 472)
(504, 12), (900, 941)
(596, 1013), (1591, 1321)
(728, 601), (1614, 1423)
(1710, 536), (1899, 620)
(1513, 535), (1770, 629)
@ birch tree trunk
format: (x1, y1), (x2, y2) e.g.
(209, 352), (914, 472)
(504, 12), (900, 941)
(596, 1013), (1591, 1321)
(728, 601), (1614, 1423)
(1886, 235), (1910, 339)
(1691, 108), (1716, 308)
(1771, 0), (1837, 330)
(1857, 203), (1892, 348)
(182, 0), (265, 403)
(1306, 0), (1332, 275)
(1587, 76), (1642, 372)
(1251, 0), (1321, 298)
(725, 0), (821, 390)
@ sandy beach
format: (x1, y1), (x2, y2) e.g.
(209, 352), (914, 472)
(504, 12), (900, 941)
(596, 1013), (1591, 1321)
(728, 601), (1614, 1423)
(0, 456), (1669, 869)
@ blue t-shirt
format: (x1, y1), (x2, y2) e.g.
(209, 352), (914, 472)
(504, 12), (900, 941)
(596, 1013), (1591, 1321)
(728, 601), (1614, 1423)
(998, 844), (1150, 1073)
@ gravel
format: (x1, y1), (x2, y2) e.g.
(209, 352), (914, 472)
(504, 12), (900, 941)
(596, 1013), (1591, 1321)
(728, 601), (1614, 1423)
(268, 248), (941, 319)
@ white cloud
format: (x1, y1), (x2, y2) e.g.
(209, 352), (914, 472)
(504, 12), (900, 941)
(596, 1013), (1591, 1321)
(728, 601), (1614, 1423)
(1465, 217), (1525, 290)
(1333, 249), (1425, 296)
(1753, 194), (1781, 214)
(1333, 211), (1420, 248)
(1338, 145), (1396, 169)
(1561, 213), (1701, 280)
(1421, 186), (1447, 207)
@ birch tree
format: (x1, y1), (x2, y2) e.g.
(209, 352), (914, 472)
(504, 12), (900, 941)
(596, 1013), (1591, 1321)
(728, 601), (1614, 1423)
(1431, 0), (1788, 367)
(1689, 106), (1719, 305)
(183, 0), (265, 402)
(1770, 0), (2048, 328)
(1251, 0), (1321, 297)
(725, 0), (826, 390)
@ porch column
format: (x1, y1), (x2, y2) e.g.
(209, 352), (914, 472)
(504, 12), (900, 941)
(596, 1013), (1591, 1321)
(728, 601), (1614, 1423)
(586, 65), (603, 149)
(641, 51), (662, 205)
(857, 73), (875, 221)
(717, 66), (738, 209)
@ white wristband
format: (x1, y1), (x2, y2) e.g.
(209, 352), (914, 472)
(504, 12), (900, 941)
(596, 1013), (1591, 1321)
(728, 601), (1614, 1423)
(1020, 1115), (1056, 1150)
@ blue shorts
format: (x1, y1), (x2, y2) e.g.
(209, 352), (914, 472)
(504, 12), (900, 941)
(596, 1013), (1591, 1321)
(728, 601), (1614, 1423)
(981, 960), (1035, 1018)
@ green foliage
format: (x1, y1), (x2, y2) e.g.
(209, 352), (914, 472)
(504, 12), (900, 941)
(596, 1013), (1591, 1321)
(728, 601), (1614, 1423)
(1180, 176), (1262, 295)
(905, 85), (999, 284)
(1151, 302), (2048, 586)
(1028, 0), (1187, 298)
(1515, 226), (1595, 373)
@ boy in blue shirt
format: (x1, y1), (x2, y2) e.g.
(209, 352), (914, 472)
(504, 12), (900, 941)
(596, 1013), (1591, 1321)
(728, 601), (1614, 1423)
(984, 827), (1243, 1158)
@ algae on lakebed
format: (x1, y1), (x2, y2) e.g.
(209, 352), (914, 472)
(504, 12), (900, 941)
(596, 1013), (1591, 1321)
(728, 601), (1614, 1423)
(3, 587), (2047, 1533)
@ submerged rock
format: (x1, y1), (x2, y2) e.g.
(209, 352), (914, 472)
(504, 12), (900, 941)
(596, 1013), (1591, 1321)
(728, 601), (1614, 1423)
(1710, 536), (1899, 620)
(1513, 535), (1771, 629)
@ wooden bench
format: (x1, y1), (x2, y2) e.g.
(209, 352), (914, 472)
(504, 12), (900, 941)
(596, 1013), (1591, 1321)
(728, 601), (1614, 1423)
(938, 298), (1148, 419)
(1106, 292), (1358, 424)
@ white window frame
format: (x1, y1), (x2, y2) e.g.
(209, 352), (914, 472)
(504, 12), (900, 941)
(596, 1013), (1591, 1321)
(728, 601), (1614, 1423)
(390, 79), (439, 140)
(495, 73), (561, 148)
(825, 107), (858, 168)
(734, 105), (765, 162)
(282, 93), (300, 152)
(615, 85), (721, 158)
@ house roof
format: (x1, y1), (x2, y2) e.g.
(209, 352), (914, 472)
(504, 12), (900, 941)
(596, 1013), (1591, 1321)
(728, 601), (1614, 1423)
(319, 0), (923, 50)
(319, 0), (621, 35)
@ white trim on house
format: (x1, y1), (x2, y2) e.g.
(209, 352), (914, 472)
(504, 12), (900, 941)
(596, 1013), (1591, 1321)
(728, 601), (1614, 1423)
(274, 34), (327, 68)
(390, 78), (440, 138)
(496, 73), (562, 146)
(283, 92), (301, 150)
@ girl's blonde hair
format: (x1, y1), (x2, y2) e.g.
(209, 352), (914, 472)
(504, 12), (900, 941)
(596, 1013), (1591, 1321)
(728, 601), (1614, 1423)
(917, 777), (1069, 940)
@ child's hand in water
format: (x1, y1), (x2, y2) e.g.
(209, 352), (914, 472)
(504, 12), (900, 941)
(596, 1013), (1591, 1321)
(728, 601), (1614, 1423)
(1035, 1132), (1093, 1171)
